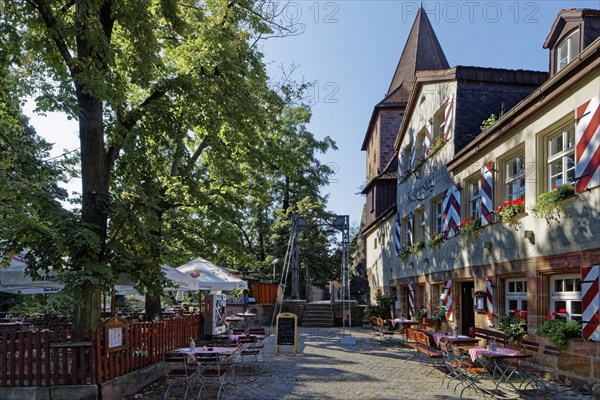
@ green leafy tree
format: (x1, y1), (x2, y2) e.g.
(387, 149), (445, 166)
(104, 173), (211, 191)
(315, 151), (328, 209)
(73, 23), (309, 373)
(1, 0), (304, 330)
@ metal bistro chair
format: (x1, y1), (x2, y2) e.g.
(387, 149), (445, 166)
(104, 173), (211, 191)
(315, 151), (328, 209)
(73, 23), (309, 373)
(163, 351), (197, 400)
(237, 335), (262, 371)
(195, 353), (230, 400)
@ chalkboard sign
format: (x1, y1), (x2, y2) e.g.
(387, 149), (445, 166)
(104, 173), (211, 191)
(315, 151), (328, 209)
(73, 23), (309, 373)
(275, 312), (297, 354)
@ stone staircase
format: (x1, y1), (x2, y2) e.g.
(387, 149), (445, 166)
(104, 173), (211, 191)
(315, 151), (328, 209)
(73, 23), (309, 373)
(302, 303), (334, 327)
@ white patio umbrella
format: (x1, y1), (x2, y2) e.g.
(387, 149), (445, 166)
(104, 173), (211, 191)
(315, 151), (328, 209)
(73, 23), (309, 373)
(176, 257), (248, 291)
(116, 264), (201, 294)
(0, 253), (64, 294)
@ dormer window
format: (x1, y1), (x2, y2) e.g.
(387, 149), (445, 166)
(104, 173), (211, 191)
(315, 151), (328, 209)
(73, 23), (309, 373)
(556, 30), (580, 72)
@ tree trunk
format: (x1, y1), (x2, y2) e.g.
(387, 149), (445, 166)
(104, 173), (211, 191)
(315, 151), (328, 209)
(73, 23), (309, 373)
(72, 88), (107, 332)
(145, 292), (162, 321)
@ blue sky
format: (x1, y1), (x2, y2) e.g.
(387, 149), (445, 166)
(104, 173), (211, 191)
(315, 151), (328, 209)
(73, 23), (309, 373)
(27, 0), (599, 230)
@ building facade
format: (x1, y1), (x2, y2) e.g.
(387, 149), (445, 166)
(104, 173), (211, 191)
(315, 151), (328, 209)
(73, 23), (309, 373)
(383, 9), (600, 387)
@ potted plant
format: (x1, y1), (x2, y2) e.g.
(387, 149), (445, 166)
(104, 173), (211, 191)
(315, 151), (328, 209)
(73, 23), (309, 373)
(459, 216), (481, 237)
(431, 306), (446, 331)
(430, 233), (444, 247)
(397, 245), (411, 260)
(412, 240), (425, 253)
(413, 157), (425, 171)
(428, 136), (445, 157)
(495, 197), (525, 222)
(538, 313), (581, 348)
(414, 306), (427, 321)
(497, 310), (527, 342)
(401, 169), (413, 182)
(531, 182), (575, 224)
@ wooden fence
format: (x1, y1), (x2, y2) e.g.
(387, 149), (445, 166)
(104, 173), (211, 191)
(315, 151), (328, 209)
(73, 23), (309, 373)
(0, 315), (200, 387)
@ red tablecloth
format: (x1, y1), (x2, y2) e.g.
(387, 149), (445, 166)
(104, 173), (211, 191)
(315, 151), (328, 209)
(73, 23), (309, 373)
(468, 346), (522, 362)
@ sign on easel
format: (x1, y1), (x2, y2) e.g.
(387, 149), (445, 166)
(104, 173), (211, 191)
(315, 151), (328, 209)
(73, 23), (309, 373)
(275, 312), (297, 354)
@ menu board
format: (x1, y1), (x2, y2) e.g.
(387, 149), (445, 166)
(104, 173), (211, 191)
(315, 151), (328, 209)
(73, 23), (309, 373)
(105, 316), (128, 352)
(276, 312), (297, 354)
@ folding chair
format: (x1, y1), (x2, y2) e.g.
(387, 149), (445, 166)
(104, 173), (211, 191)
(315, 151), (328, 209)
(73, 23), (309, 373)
(237, 335), (262, 371)
(195, 353), (230, 399)
(163, 351), (197, 400)
(452, 346), (493, 399)
(439, 340), (463, 389)
(403, 328), (421, 363)
(415, 331), (445, 376)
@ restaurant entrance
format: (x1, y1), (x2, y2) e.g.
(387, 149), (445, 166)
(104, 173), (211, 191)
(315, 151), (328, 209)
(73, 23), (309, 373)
(460, 281), (475, 334)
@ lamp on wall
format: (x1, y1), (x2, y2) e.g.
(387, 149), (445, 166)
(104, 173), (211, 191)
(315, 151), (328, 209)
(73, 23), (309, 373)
(474, 291), (486, 313)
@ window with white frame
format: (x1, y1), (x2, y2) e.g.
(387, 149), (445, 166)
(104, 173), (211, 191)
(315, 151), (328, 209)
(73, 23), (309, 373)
(550, 274), (582, 322)
(505, 278), (528, 315)
(547, 126), (575, 190)
(416, 128), (427, 160)
(432, 107), (445, 142)
(415, 208), (425, 242)
(556, 30), (580, 72)
(469, 179), (482, 219)
(431, 283), (444, 308)
(433, 198), (444, 235)
(505, 153), (525, 201)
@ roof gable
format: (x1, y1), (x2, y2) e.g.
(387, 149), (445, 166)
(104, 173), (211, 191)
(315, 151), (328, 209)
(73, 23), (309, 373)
(387, 7), (449, 98)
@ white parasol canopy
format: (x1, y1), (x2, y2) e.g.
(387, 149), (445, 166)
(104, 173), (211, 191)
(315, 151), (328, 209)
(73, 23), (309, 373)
(177, 257), (248, 291)
(116, 264), (201, 294)
(0, 253), (64, 294)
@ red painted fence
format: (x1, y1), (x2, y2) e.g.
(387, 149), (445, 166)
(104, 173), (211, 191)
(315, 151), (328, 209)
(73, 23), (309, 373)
(0, 315), (200, 387)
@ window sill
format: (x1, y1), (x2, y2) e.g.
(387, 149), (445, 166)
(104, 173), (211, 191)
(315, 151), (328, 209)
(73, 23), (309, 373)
(498, 211), (528, 224)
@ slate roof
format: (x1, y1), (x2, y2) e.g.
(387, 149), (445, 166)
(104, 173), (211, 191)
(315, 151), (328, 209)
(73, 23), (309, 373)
(387, 7), (449, 98)
(362, 7), (449, 150)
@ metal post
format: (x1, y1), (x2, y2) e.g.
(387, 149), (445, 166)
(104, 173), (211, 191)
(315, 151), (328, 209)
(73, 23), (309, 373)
(291, 217), (300, 300)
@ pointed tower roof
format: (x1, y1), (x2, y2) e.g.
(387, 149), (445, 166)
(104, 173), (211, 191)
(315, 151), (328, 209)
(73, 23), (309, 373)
(385, 7), (449, 102)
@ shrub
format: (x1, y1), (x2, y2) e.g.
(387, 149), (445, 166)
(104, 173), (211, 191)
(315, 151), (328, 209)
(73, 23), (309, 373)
(538, 315), (581, 348)
(531, 183), (575, 224)
(497, 310), (527, 342)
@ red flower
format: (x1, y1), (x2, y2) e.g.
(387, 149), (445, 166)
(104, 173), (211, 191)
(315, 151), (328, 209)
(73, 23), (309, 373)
(552, 311), (558, 316)
(546, 314), (552, 320)
(559, 308), (567, 313)
(520, 317), (525, 321)
(553, 186), (559, 190)
(521, 311), (527, 317)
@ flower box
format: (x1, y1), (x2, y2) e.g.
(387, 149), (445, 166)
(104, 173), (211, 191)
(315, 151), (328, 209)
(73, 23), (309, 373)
(496, 197), (525, 222)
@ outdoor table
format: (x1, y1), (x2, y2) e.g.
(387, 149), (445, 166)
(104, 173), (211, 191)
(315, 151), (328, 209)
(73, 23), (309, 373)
(389, 319), (418, 329)
(468, 345), (532, 392)
(236, 313), (256, 317)
(435, 332), (480, 347)
(225, 316), (244, 327)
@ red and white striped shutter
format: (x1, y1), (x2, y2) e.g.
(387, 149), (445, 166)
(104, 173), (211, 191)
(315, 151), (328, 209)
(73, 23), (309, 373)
(442, 183), (461, 239)
(481, 162), (494, 226)
(394, 214), (402, 256)
(407, 212), (414, 247)
(408, 282), (416, 318)
(443, 96), (454, 141)
(575, 95), (600, 193)
(581, 265), (599, 341)
(424, 119), (433, 157)
(398, 150), (404, 178)
(444, 280), (454, 321)
(486, 276), (494, 327)
(410, 142), (417, 170)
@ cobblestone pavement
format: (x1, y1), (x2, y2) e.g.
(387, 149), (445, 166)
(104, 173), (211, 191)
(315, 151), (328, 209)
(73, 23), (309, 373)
(124, 327), (592, 400)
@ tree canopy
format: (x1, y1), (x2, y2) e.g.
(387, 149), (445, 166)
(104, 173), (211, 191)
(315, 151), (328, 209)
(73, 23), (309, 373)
(1, 0), (338, 329)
